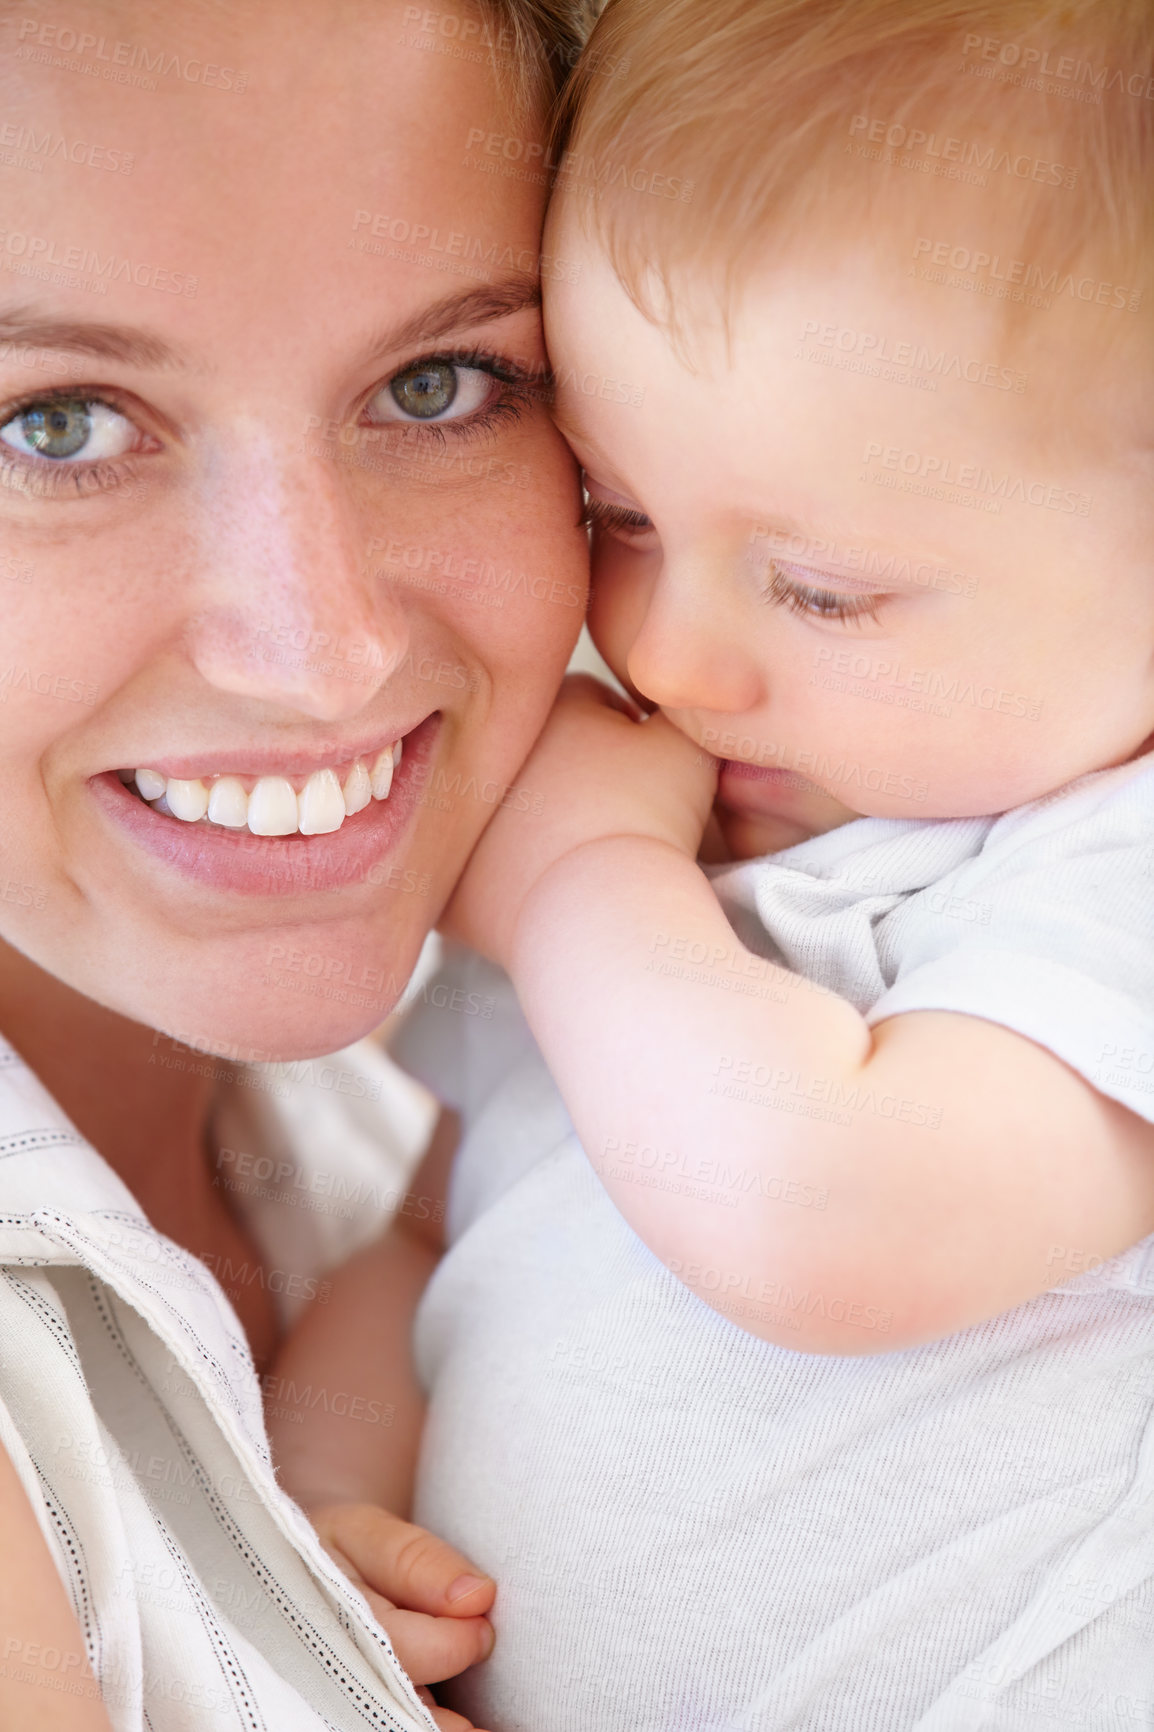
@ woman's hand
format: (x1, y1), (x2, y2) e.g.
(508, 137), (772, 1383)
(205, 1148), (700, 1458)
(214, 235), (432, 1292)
(444, 674), (718, 970)
(308, 1502), (495, 1716)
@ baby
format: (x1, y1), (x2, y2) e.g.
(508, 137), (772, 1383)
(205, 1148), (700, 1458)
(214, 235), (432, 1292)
(270, 0), (1154, 1724)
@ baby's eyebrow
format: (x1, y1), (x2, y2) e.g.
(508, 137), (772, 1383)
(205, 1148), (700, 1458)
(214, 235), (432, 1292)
(0, 307), (180, 369)
(359, 274), (542, 367)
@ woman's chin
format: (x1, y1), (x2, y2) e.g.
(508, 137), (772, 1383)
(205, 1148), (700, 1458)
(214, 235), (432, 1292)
(80, 935), (423, 1065)
(149, 989), (399, 1064)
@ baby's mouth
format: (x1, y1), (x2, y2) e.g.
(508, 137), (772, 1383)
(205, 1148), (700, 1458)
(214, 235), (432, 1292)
(116, 739), (403, 838)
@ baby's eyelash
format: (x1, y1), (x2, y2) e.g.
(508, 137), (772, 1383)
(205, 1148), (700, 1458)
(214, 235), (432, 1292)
(763, 561), (882, 626)
(580, 494), (653, 535)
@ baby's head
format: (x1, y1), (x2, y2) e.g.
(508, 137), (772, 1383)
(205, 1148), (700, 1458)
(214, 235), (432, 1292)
(546, 0), (1154, 850)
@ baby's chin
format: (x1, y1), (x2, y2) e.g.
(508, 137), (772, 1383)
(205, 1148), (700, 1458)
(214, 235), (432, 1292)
(713, 807), (834, 862)
(709, 779), (861, 863)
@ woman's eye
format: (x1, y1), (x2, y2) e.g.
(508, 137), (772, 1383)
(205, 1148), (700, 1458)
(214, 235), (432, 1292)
(0, 397), (139, 462)
(367, 360), (495, 424)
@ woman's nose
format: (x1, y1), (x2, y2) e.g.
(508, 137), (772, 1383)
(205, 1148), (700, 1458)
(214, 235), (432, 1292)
(183, 434), (408, 723)
(625, 561), (764, 715)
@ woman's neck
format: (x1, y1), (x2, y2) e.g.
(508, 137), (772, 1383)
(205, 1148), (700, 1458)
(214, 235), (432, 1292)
(0, 938), (218, 1233)
(0, 940), (282, 1368)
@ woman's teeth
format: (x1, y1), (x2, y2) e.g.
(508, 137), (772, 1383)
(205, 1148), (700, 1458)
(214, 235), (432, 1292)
(129, 742), (402, 837)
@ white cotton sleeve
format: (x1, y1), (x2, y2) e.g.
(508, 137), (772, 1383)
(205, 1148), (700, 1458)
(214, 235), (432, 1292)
(389, 942), (531, 1126)
(868, 758), (1154, 1123)
(0, 1387), (61, 1569)
(389, 940), (475, 1112)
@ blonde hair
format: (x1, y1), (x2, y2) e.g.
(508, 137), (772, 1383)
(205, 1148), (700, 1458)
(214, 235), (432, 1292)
(555, 0), (1153, 319)
(483, 0), (599, 112)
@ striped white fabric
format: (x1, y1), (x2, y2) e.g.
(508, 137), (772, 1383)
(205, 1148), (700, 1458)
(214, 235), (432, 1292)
(0, 1036), (436, 1732)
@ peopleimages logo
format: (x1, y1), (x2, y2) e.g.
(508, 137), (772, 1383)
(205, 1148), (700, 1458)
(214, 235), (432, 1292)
(13, 18), (248, 91)
(0, 123), (133, 173)
(797, 321), (1026, 394)
(0, 229), (197, 295)
(849, 114), (1077, 187)
(911, 237), (1142, 312)
(961, 33), (1154, 100)
(861, 440), (1092, 515)
(350, 209), (579, 283)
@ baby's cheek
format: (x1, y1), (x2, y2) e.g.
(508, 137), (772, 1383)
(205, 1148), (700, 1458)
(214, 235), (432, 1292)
(587, 537), (652, 697)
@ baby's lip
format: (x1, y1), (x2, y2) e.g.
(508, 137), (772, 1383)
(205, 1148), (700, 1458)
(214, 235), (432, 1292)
(720, 760), (822, 791)
(716, 759), (826, 820)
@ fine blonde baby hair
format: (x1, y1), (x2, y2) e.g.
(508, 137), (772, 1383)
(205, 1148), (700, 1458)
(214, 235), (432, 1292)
(554, 0), (1153, 324)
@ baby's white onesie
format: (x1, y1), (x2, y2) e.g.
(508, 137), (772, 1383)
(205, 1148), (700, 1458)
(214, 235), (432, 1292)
(396, 750), (1154, 1732)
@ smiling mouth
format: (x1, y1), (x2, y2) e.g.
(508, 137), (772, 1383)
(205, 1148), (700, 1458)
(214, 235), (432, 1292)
(116, 739), (404, 838)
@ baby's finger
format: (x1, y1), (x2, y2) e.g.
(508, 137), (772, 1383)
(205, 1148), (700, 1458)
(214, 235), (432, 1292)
(313, 1505), (496, 1618)
(371, 1603), (494, 1685)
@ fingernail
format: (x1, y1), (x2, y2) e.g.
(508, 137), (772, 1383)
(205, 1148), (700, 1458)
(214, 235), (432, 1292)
(447, 1573), (489, 1603)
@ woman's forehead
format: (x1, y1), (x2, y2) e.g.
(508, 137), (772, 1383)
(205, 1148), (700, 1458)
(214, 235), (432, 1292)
(1, 0), (514, 161)
(0, 0), (548, 361)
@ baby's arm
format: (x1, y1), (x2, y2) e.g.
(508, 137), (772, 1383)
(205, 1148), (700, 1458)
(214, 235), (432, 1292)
(265, 1110), (457, 1518)
(448, 677), (1154, 1355)
(265, 1113), (497, 1714)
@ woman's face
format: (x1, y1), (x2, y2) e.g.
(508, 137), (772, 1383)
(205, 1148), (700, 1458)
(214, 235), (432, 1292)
(0, 0), (587, 1059)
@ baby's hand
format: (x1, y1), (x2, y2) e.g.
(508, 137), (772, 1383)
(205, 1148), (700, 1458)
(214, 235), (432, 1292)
(445, 674), (718, 969)
(308, 1502), (496, 1728)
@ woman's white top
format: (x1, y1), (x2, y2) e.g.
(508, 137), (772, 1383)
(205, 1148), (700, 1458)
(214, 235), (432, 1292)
(0, 1032), (436, 1731)
(396, 750), (1154, 1732)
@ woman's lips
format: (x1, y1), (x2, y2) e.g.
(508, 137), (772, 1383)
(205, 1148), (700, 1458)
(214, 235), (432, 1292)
(89, 713), (440, 896)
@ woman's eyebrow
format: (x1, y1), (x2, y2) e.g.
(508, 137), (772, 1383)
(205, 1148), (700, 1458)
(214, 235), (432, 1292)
(0, 308), (180, 368)
(359, 274), (541, 366)
(0, 277), (543, 377)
